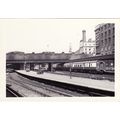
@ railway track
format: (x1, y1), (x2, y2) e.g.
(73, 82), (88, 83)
(16, 72), (114, 96)
(7, 72), (114, 97)
(18, 73), (114, 96)
(7, 73), (85, 97)
(6, 85), (23, 97)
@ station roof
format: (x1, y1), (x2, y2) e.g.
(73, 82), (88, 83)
(6, 52), (71, 61)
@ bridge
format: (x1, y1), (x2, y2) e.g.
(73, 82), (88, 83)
(6, 52), (71, 70)
(6, 51), (114, 71)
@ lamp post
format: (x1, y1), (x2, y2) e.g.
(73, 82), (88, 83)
(69, 42), (72, 79)
(24, 54), (26, 70)
(70, 62), (72, 79)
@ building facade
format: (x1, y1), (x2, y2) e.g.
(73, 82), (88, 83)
(77, 30), (96, 55)
(95, 23), (115, 73)
(79, 38), (96, 55)
(95, 23), (115, 55)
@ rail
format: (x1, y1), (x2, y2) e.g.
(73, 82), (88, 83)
(16, 71), (114, 96)
(6, 85), (23, 97)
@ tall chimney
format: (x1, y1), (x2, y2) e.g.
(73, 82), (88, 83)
(82, 30), (86, 42)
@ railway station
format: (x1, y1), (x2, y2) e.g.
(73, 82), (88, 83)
(6, 23), (115, 97)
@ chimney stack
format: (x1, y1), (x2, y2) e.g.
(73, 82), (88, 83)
(82, 30), (86, 42)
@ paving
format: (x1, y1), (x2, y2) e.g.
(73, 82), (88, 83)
(49, 71), (114, 81)
(16, 70), (114, 92)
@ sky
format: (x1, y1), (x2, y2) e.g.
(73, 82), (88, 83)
(0, 19), (118, 53)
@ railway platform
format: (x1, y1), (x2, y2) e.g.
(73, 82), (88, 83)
(16, 70), (114, 93)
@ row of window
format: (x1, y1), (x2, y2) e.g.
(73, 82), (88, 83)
(73, 62), (96, 68)
(101, 29), (114, 37)
(95, 27), (114, 40)
(100, 36), (114, 46)
(99, 24), (114, 31)
(100, 51), (114, 55)
(64, 62), (97, 68)
(96, 47), (114, 55)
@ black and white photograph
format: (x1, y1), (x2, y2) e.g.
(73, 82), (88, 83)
(1, 0), (120, 120)
(5, 19), (115, 97)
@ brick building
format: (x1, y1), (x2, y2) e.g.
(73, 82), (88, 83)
(94, 23), (115, 72)
(95, 23), (115, 55)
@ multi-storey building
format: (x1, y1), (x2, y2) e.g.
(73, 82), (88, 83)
(94, 23), (115, 73)
(95, 23), (115, 55)
(76, 30), (96, 55)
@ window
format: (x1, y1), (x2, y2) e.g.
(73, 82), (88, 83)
(113, 35), (115, 40)
(109, 37), (111, 41)
(113, 27), (115, 34)
(108, 37), (111, 46)
(111, 63), (113, 66)
(105, 31), (107, 38)
(89, 63), (90, 67)
(113, 36), (114, 47)
(101, 40), (103, 46)
(101, 27), (103, 31)
(108, 30), (111, 36)
(105, 39), (107, 45)
(83, 63), (85, 67)
(104, 25), (107, 29)
(108, 24), (110, 28)
(101, 33), (103, 38)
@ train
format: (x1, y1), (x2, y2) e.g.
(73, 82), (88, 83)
(53, 59), (114, 74)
